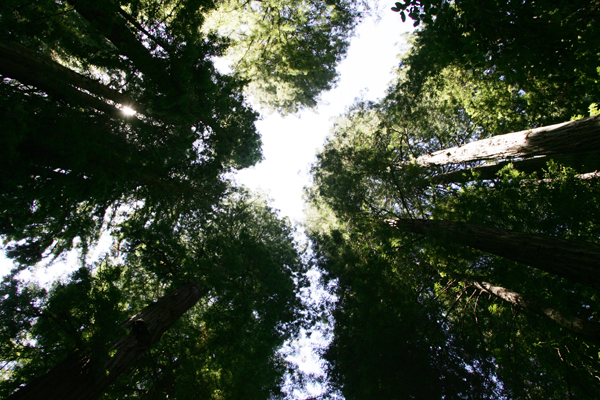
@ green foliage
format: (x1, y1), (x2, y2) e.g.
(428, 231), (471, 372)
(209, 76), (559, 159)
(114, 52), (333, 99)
(1, 189), (304, 399)
(434, 162), (600, 242)
(0, 275), (48, 381)
(308, 4), (600, 396)
(108, 189), (304, 399)
(0, 0), (263, 264)
(202, 0), (364, 114)
(393, 0), (600, 123)
(309, 149), (600, 397)
(0, 0), (364, 397)
(0, 0), (363, 264)
(0, 264), (126, 397)
(109, 292), (292, 400)
(306, 212), (498, 399)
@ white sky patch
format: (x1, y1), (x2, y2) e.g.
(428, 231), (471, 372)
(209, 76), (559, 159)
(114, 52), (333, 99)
(233, 10), (412, 224)
(235, 11), (414, 397)
(0, 229), (114, 287)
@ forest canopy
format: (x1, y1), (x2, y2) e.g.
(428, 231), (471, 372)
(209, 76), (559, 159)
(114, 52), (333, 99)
(2, 0), (600, 399)
(0, 0), (360, 398)
(307, 0), (600, 398)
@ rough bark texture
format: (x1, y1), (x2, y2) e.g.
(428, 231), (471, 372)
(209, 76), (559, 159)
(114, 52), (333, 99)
(458, 275), (600, 343)
(0, 40), (144, 115)
(414, 114), (600, 167)
(8, 283), (207, 400)
(391, 218), (600, 290)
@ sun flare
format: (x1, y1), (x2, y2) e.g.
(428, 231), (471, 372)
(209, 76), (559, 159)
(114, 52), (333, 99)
(122, 106), (136, 116)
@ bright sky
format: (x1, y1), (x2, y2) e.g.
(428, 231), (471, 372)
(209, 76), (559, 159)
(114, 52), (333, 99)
(235, 9), (414, 399)
(234, 9), (413, 224)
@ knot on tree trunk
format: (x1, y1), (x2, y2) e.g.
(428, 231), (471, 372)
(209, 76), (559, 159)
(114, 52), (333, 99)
(131, 319), (152, 347)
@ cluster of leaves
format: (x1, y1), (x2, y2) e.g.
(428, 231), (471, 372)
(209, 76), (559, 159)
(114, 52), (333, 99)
(202, 0), (365, 114)
(393, 0), (600, 123)
(0, 0), (364, 398)
(0, 265), (126, 396)
(0, 0), (365, 264)
(0, 0), (263, 264)
(306, 215), (500, 399)
(307, 2), (600, 398)
(309, 149), (600, 398)
(104, 188), (306, 399)
(1, 188), (306, 399)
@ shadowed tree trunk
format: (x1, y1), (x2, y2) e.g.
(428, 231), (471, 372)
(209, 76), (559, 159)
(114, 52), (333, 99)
(428, 151), (600, 185)
(455, 274), (600, 343)
(413, 114), (600, 167)
(66, 0), (173, 87)
(390, 218), (600, 290)
(7, 282), (208, 400)
(0, 40), (146, 116)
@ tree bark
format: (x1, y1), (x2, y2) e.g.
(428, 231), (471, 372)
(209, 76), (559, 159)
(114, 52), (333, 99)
(390, 218), (600, 290)
(428, 151), (600, 185)
(7, 282), (207, 400)
(413, 114), (600, 167)
(457, 275), (600, 343)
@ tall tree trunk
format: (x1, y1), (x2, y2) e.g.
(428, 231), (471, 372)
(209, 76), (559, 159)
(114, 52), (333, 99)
(7, 282), (207, 400)
(66, 0), (173, 88)
(390, 218), (600, 290)
(428, 151), (600, 185)
(0, 40), (145, 116)
(456, 275), (600, 343)
(413, 114), (600, 167)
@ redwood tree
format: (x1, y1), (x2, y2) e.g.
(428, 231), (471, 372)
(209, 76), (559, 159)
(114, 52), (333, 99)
(0, 190), (303, 400)
(390, 218), (600, 290)
(6, 283), (208, 400)
(454, 274), (600, 344)
(307, 1), (600, 397)
(413, 114), (600, 167)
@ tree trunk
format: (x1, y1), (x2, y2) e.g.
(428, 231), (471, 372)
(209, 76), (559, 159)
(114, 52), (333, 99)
(428, 151), (600, 185)
(413, 114), (600, 167)
(457, 275), (600, 343)
(66, 0), (172, 88)
(7, 282), (207, 400)
(0, 40), (145, 116)
(390, 218), (600, 290)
